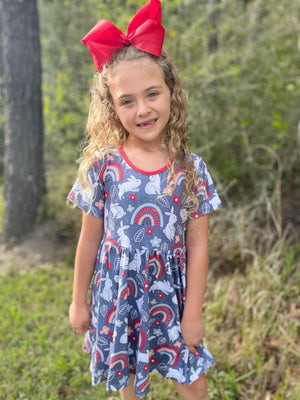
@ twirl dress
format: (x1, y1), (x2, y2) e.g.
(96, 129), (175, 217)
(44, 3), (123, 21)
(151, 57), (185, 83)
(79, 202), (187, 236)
(68, 146), (222, 398)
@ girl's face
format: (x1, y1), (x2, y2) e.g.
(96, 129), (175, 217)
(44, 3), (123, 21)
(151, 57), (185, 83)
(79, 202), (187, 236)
(110, 58), (171, 147)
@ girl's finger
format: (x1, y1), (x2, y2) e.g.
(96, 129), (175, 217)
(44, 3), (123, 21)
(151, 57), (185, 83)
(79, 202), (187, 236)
(188, 345), (197, 354)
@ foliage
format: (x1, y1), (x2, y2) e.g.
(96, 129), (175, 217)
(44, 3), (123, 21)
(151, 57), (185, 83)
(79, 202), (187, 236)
(36, 0), (300, 235)
(164, 0), (300, 202)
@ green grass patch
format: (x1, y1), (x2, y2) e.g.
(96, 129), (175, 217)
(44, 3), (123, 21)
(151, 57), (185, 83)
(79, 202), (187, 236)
(205, 239), (300, 400)
(0, 264), (180, 400)
(0, 239), (299, 399)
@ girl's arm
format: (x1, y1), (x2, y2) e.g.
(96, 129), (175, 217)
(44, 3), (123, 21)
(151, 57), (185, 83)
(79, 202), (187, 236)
(69, 211), (104, 335)
(181, 214), (209, 354)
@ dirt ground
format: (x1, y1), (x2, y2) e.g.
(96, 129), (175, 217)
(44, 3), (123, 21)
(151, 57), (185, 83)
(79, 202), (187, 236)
(0, 220), (72, 276)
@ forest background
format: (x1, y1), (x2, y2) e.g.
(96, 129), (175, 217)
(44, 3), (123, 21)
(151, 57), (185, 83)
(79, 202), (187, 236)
(0, 0), (299, 399)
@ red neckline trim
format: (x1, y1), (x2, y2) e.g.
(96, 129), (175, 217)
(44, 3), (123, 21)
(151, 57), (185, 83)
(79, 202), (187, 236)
(119, 145), (169, 176)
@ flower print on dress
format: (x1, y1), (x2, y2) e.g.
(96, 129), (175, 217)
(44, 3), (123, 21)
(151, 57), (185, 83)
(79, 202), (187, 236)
(100, 325), (110, 335)
(68, 149), (222, 398)
(150, 236), (161, 248)
(127, 204), (135, 213)
(172, 195), (181, 206)
(146, 227), (154, 235)
(153, 327), (163, 337)
(95, 199), (104, 210)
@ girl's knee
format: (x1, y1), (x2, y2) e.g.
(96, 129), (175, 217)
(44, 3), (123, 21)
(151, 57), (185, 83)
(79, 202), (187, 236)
(173, 375), (210, 400)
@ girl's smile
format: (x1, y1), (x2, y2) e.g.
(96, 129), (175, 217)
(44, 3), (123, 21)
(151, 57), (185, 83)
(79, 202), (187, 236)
(137, 118), (157, 128)
(110, 59), (171, 147)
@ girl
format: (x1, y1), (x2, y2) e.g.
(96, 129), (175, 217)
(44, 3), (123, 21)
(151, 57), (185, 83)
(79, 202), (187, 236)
(68, 1), (222, 399)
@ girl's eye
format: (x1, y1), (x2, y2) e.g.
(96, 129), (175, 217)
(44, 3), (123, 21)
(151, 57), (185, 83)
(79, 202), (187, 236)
(122, 99), (133, 106)
(148, 92), (158, 99)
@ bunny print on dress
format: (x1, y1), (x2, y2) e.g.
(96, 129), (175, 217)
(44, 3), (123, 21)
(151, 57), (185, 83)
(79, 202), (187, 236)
(110, 203), (126, 219)
(145, 174), (160, 195)
(118, 175), (141, 199)
(68, 148), (222, 398)
(163, 206), (177, 241)
(117, 221), (130, 247)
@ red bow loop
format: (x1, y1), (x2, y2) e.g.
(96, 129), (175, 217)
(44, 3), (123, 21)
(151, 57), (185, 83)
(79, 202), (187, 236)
(82, 0), (165, 72)
(127, 19), (165, 58)
(127, 0), (162, 34)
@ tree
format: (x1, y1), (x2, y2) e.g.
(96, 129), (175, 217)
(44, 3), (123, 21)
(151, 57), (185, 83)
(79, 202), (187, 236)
(0, 22), (3, 175)
(207, 0), (221, 53)
(0, 0), (45, 244)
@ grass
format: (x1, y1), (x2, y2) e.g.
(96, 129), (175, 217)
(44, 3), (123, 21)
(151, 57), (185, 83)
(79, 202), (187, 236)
(0, 263), (180, 400)
(0, 172), (299, 399)
(205, 238), (300, 400)
(0, 236), (299, 400)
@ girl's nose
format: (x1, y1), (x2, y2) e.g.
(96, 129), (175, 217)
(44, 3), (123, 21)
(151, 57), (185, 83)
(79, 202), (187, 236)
(137, 100), (150, 116)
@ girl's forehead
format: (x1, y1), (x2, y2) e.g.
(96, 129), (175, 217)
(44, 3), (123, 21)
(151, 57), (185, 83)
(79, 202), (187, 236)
(111, 58), (163, 80)
(109, 58), (167, 96)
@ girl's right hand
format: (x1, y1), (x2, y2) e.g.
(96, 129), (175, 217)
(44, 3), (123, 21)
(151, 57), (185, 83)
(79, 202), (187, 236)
(69, 301), (90, 335)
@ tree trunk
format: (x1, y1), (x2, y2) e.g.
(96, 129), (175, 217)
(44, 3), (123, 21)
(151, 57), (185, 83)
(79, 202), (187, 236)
(247, 0), (266, 44)
(208, 0), (221, 53)
(0, 22), (3, 175)
(0, 0), (45, 244)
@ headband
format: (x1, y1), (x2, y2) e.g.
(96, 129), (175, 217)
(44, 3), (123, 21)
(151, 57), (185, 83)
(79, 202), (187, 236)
(82, 0), (165, 72)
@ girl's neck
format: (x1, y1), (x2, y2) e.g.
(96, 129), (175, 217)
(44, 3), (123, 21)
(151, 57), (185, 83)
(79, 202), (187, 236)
(120, 141), (169, 172)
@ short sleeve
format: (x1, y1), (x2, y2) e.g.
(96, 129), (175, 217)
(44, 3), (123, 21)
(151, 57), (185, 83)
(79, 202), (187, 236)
(67, 162), (105, 218)
(190, 154), (222, 219)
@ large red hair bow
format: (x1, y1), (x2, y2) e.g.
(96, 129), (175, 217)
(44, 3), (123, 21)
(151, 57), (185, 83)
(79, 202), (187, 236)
(82, 0), (165, 72)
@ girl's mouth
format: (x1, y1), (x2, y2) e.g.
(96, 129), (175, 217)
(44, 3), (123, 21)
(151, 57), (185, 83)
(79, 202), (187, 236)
(137, 119), (157, 127)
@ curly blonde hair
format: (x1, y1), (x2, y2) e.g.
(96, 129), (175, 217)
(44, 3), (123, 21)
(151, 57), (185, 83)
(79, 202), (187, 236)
(78, 46), (200, 214)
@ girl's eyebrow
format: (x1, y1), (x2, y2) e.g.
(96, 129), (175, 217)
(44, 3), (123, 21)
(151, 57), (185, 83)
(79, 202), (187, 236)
(116, 85), (163, 100)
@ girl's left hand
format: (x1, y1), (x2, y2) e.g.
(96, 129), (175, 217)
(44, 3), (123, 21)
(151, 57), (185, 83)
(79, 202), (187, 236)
(180, 315), (206, 354)
(69, 301), (90, 335)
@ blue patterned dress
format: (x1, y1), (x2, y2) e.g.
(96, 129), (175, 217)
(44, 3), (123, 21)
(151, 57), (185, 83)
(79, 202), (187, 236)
(68, 146), (222, 398)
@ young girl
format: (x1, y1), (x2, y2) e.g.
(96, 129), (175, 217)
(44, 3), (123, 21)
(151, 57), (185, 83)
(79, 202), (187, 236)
(68, 1), (222, 399)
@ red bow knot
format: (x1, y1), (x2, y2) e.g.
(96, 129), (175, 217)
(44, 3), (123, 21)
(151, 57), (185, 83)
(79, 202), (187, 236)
(82, 0), (165, 72)
(120, 34), (130, 47)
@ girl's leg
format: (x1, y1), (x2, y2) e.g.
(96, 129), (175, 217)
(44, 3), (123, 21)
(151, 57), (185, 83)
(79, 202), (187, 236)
(173, 374), (210, 400)
(119, 373), (140, 400)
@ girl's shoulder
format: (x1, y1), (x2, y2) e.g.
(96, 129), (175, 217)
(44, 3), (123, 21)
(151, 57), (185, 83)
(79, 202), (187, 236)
(92, 146), (120, 168)
(186, 152), (207, 172)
